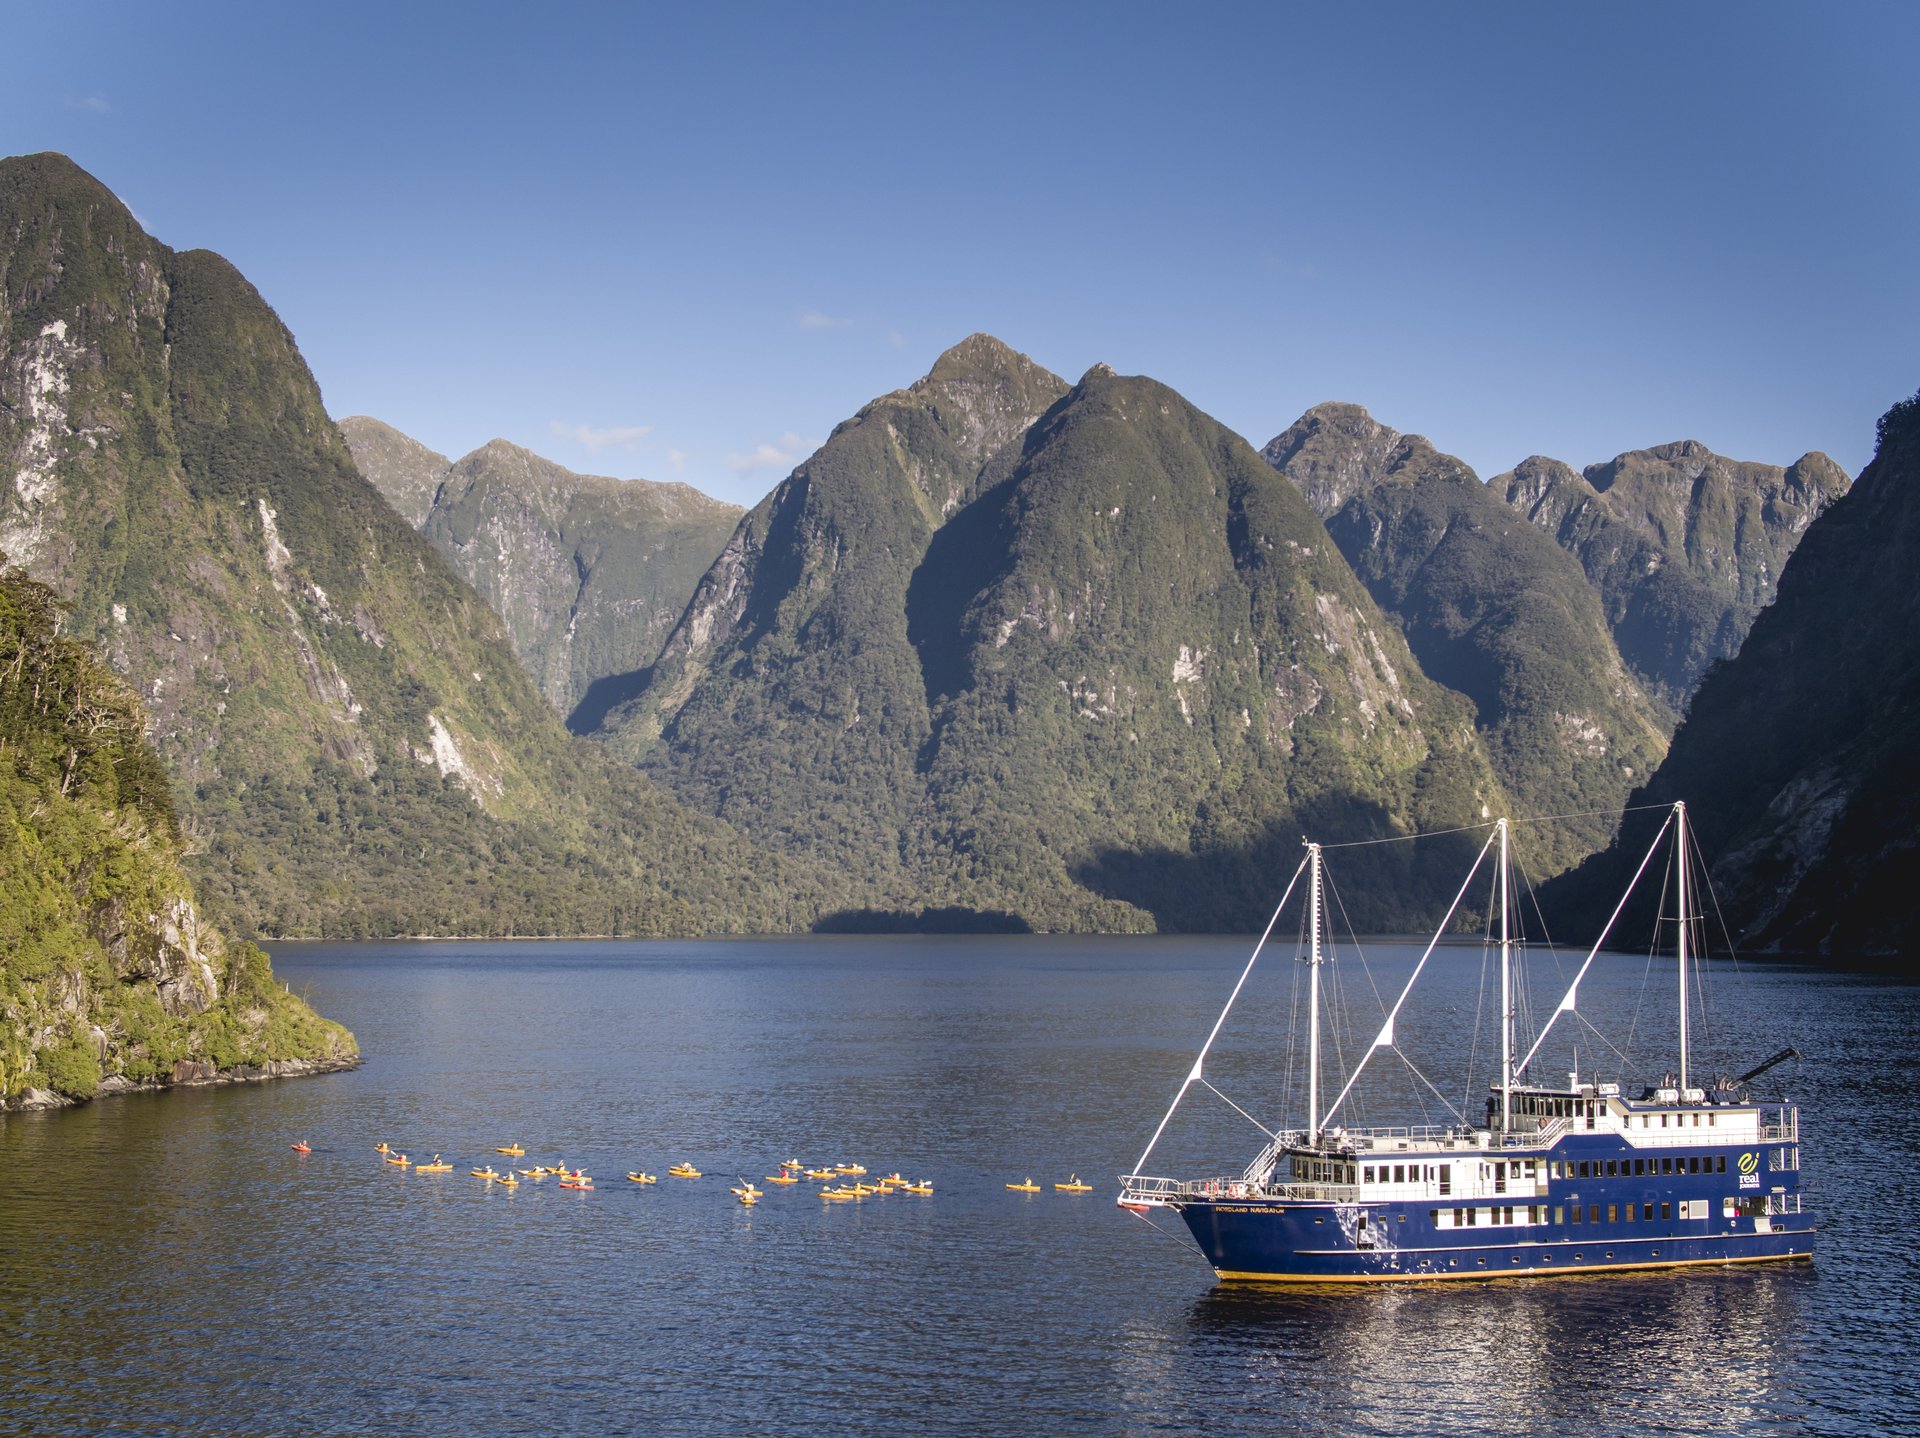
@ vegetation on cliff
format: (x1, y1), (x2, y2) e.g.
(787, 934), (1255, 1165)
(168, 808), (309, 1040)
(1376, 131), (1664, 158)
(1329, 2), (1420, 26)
(0, 152), (814, 940)
(0, 562), (354, 1104)
(1547, 392), (1919, 957)
(1264, 404), (1672, 873)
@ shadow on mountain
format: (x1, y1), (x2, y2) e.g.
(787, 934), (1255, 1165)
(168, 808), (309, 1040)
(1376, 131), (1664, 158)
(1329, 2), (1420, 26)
(568, 666), (652, 735)
(1070, 801), (1496, 934)
(812, 906), (1035, 935)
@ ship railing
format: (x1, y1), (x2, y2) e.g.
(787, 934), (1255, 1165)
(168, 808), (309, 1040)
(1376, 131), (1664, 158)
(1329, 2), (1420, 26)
(1766, 1193), (1804, 1216)
(1759, 1116), (1798, 1142)
(1118, 1173), (1367, 1205)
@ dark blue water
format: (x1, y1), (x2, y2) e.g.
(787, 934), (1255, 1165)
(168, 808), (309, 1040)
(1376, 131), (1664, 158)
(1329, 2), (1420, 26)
(1, 937), (1914, 1436)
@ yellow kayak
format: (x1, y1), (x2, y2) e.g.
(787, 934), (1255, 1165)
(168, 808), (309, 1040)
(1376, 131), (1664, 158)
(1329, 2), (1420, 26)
(765, 1174), (800, 1185)
(669, 1164), (701, 1179)
(415, 1156), (453, 1173)
(627, 1172), (657, 1184)
(804, 1168), (836, 1180)
(1056, 1175), (1094, 1193)
(903, 1183), (934, 1196)
(471, 1167), (500, 1180)
(496, 1145), (526, 1157)
(1006, 1178), (1041, 1193)
(835, 1163), (867, 1175)
(384, 1154), (411, 1168)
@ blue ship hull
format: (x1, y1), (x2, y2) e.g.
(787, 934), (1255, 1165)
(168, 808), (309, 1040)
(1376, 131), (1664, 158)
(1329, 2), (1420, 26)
(1176, 1142), (1814, 1283)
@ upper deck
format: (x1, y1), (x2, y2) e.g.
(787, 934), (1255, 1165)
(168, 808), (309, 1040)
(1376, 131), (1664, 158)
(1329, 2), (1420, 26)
(1120, 1078), (1799, 1208)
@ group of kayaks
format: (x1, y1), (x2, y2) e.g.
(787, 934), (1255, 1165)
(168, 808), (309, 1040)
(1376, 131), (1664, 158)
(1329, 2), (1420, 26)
(369, 1142), (594, 1188)
(322, 1142), (1091, 1204)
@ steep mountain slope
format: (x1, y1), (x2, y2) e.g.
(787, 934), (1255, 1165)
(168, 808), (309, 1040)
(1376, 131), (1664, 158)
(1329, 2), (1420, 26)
(0, 151), (810, 938)
(602, 346), (1508, 930)
(334, 416), (449, 527)
(1497, 443), (1849, 707)
(1552, 392), (1920, 957)
(1264, 404), (1670, 871)
(602, 333), (1071, 911)
(339, 420), (740, 718)
(0, 562), (354, 1108)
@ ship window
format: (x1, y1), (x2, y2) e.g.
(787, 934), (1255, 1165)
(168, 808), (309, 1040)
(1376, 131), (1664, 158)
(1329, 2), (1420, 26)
(1688, 1156), (1700, 1174)
(1709, 1114), (1716, 1126)
(1661, 1114), (1669, 1127)
(1589, 1204), (1599, 1224)
(1606, 1160), (1617, 1177)
(1633, 1159), (1645, 1176)
(1643, 1203), (1654, 1220)
(1579, 1161), (1592, 1178)
(1661, 1202), (1671, 1220)
(1553, 1206), (1563, 1224)
(1717, 1156), (1726, 1173)
(1394, 1165), (1405, 1183)
(1399, 1214), (1406, 1223)
(1625, 1203), (1635, 1223)
(1363, 1167), (1374, 1183)
(1693, 1114), (1700, 1126)
(1661, 1158), (1673, 1175)
(1571, 1205), (1583, 1225)
(1608, 1204), (1618, 1223)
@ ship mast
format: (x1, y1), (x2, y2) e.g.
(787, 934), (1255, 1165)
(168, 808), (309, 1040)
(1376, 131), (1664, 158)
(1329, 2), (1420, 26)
(1306, 841), (1324, 1141)
(1676, 800), (1690, 1094)
(1499, 817), (1512, 1133)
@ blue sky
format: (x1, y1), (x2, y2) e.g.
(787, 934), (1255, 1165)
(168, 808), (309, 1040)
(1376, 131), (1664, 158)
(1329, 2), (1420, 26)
(7, 2), (1915, 508)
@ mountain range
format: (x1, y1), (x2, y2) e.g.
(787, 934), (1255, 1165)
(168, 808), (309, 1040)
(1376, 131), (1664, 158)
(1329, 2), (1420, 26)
(2, 150), (1882, 952)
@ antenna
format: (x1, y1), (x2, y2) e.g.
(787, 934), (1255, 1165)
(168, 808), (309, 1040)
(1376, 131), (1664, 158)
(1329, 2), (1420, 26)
(1499, 817), (1511, 1133)
(1676, 801), (1690, 1093)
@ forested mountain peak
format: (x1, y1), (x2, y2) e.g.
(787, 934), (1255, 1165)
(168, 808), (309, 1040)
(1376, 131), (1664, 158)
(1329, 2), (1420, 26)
(1259, 402), (1422, 515)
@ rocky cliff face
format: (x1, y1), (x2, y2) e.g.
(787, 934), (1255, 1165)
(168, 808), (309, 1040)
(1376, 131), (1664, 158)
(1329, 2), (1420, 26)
(339, 421), (740, 718)
(1263, 403), (1671, 871)
(1497, 442), (1849, 707)
(0, 152), (812, 939)
(598, 343), (1508, 931)
(1552, 393), (1920, 957)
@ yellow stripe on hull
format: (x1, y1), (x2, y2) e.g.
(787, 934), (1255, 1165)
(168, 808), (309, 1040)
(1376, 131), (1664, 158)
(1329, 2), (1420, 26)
(1213, 1249), (1813, 1285)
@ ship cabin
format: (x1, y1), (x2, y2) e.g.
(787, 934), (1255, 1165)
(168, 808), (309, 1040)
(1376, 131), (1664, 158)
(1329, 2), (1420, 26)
(1266, 1074), (1799, 1217)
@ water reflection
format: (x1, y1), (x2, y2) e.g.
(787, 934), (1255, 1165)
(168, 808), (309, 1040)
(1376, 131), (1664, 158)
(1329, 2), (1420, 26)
(1110, 1265), (1817, 1436)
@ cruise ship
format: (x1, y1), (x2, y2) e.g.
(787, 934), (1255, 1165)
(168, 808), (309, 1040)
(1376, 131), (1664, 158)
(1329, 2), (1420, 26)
(1119, 803), (1814, 1282)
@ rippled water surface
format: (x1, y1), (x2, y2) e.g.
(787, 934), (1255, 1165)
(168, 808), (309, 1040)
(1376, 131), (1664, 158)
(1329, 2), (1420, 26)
(2, 937), (1914, 1436)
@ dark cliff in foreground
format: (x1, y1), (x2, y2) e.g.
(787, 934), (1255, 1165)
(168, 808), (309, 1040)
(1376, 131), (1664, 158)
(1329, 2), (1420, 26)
(0, 564), (356, 1109)
(1549, 391), (1920, 958)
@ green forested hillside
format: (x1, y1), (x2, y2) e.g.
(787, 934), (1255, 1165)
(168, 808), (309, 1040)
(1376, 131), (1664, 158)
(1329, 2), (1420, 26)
(1548, 393), (1920, 957)
(0, 152), (815, 939)
(1264, 404), (1672, 872)
(1497, 443), (1849, 708)
(601, 348), (1510, 931)
(0, 562), (355, 1105)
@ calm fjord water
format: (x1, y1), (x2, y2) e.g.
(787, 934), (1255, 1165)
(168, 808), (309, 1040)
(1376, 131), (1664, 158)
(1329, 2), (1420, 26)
(2, 937), (1914, 1436)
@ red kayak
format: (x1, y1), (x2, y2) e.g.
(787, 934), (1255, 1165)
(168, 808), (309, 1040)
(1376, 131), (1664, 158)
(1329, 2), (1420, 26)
(290, 1142), (311, 1154)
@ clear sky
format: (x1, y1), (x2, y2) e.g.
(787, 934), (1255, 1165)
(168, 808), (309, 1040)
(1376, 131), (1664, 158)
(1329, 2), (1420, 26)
(6, 2), (1915, 508)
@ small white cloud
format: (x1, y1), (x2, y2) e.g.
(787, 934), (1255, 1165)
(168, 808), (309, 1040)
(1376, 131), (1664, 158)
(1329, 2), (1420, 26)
(1260, 252), (1320, 281)
(724, 432), (813, 475)
(797, 309), (853, 331)
(549, 421), (652, 454)
(69, 95), (111, 113)
(886, 329), (906, 348)
(666, 448), (687, 474)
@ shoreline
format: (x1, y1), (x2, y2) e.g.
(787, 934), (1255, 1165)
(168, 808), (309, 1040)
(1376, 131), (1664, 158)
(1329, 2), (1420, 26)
(3, 1054), (362, 1114)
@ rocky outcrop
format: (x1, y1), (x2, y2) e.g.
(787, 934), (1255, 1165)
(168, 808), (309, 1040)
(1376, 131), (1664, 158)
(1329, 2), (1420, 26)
(1496, 442), (1850, 707)
(339, 421), (741, 718)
